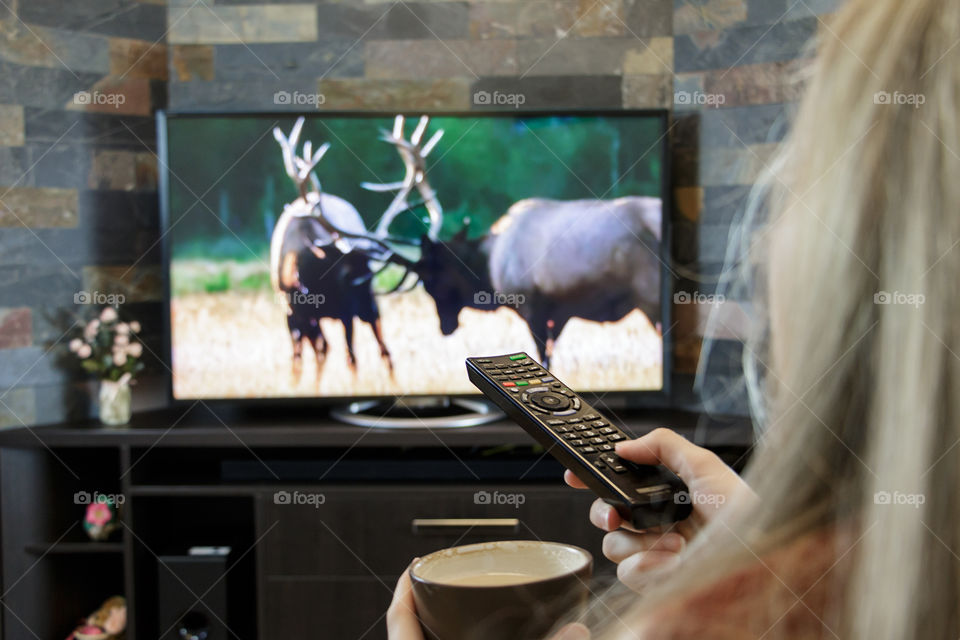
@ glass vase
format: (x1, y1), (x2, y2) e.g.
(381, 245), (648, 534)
(98, 379), (131, 426)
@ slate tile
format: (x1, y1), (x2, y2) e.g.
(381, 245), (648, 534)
(316, 78), (471, 110)
(19, 0), (167, 42)
(623, 0), (673, 38)
(0, 62), (102, 110)
(0, 104), (24, 146)
(0, 187), (78, 228)
(674, 17), (816, 72)
(316, 2), (469, 40)
(213, 40), (364, 81)
(0, 21), (110, 74)
(168, 4), (319, 45)
(171, 45), (214, 82)
(365, 39), (517, 78)
(0, 307), (31, 349)
(470, 75), (622, 109)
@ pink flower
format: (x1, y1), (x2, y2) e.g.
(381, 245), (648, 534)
(129, 321), (141, 333)
(76, 344), (92, 359)
(127, 342), (142, 358)
(114, 334), (129, 346)
(85, 502), (112, 527)
(69, 338), (83, 353)
(100, 307), (117, 322)
(83, 319), (100, 341)
(113, 351), (127, 366)
(116, 323), (130, 336)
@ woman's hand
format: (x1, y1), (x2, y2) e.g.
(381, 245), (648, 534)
(387, 562), (425, 640)
(564, 428), (753, 590)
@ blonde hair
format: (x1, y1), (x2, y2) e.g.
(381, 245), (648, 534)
(582, 0), (960, 637)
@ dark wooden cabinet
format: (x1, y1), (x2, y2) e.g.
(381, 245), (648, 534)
(0, 408), (751, 640)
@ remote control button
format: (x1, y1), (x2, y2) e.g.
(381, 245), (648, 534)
(551, 383), (562, 389)
(593, 460), (605, 469)
(567, 417), (583, 423)
(593, 421), (607, 428)
(509, 388), (520, 393)
(529, 392), (572, 412)
(517, 381), (529, 386)
(610, 464), (627, 473)
(562, 433), (578, 440)
(600, 453), (620, 465)
(509, 354), (527, 361)
(546, 419), (564, 426)
(599, 444), (614, 452)
(607, 433), (625, 442)
(569, 439), (586, 447)
(589, 437), (605, 445)
(560, 390), (575, 398)
(581, 430), (598, 438)
(503, 382), (516, 387)
(526, 365), (539, 371)
(581, 446), (597, 454)
(555, 425), (572, 433)
(599, 427), (616, 435)
(583, 413), (599, 420)
(571, 399), (581, 410)
(575, 424), (592, 431)
(540, 376), (555, 383)
(477, 358), (492, 363)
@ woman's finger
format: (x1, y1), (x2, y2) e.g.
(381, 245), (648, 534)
(387, 562), (425, 640)
(614, 428), (717, 483)
(616, 551), (681, 592)
(564, 469), (589, 489)
(589, 498), (621, 531)
(601, 530), (685, 563)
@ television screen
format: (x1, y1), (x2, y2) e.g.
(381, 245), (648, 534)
(162, 112), (668, 400)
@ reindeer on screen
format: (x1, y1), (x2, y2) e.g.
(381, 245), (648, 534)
(269, 118), (405, 385)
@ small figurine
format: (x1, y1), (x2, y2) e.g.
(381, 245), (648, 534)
(66, 596), (126, 640)
(83, 496), (119, 542)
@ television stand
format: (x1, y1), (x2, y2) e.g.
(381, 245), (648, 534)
(329, 397), (504, 428)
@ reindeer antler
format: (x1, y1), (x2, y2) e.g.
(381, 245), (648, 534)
(273, 117), (330, 198)
(362, 115), (445, 241)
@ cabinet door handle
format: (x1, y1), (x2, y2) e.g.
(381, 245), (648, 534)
(411, 518), (520, 535)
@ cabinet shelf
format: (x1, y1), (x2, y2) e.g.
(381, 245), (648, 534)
(24, 541), (124, 556)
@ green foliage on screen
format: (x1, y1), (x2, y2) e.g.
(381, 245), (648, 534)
(167, 113), (664, 292)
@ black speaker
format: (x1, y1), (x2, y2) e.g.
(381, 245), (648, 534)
(157, 550), (230, 640)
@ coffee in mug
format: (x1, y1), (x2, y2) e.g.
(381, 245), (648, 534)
(409, 540), (593, 640)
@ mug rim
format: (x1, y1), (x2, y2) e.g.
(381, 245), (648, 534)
(409, 540), (593, 589)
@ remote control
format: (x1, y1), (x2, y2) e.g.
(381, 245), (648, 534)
(466, 352), (692, 530)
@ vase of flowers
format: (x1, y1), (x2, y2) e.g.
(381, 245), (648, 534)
(69, 307), (144, 426)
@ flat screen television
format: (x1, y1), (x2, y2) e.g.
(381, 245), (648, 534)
(158, 111), (671, 412)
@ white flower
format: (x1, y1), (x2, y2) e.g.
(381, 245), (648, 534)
(100, 307), (118, 322)
(83, 319), (100, 341)
(69, 338), (83, 353)
(117, 372), (132, 387)
(127, 342), (143, 358)
(129, 321), (141, 333)
(114, 334), (130, 346)
(113, 351), (127, 366)
(77, 344), (92, 359)
(116, 323), (130, 335)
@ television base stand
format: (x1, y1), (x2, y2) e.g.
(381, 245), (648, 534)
(329, 397), (504, 429)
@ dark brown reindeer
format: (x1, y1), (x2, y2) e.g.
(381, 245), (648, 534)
(358, 116), (664, 368)
(269, 118), (403, 385)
